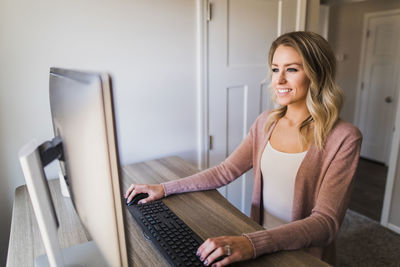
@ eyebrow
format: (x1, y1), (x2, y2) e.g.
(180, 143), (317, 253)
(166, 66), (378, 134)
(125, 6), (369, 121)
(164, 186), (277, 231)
(271, 63), (303, 67)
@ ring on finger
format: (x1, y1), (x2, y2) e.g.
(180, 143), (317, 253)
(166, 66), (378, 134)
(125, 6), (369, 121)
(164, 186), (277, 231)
(225, 245), (231, 256)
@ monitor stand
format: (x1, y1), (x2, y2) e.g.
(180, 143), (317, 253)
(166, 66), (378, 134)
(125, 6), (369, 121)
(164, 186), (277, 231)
(19, 138), (108, 267)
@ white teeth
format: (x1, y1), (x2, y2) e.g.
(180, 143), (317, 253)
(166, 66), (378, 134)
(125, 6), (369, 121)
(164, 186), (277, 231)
(278, 89), (292, 93)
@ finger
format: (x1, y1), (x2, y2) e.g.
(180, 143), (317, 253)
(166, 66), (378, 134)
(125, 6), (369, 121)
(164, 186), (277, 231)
(196, 239), (209, 260)
(126, 189), (137, 203)
(127, 184), (151, 203)
(196, 238), (210, 259)
(198, 238), (219, 262)
(126, 185), (145, 203)
(138, 194), (154, 204)
(125, 184), (135, 198)
(203, 246), (225, 266)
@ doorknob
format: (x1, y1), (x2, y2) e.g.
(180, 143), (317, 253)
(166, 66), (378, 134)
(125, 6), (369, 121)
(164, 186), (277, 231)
(385, 96), (392, 103)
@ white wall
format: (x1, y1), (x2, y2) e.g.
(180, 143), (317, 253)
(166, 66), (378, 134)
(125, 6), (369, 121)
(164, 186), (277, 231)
(0, 1), (324, 265)
(328, 0), (400, 233)
(328, 0), (400, 122)
(0, 0), (198, 265)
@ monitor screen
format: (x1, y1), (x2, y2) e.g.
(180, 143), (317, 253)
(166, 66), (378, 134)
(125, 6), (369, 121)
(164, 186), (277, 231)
(49, 67), (128, 266)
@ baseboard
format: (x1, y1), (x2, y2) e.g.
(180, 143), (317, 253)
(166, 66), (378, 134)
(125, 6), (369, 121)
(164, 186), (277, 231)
(388, 223), (400, 235)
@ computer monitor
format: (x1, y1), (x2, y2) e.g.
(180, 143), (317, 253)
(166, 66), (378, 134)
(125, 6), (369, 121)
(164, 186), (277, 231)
(18, 68), (128, 267)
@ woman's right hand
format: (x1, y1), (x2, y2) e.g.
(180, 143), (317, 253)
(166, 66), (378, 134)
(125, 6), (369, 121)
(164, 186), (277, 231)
(125, 184), (165, 204)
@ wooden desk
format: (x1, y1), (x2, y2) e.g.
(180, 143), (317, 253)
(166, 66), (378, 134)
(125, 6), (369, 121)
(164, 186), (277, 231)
(7, 156), (329, 267)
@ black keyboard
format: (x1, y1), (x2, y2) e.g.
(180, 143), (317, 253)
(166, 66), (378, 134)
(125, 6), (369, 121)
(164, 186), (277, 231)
(127, 200), (204, 266)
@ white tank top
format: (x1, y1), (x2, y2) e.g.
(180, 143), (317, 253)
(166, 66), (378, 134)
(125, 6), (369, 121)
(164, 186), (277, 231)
(260, 141), (307, 229)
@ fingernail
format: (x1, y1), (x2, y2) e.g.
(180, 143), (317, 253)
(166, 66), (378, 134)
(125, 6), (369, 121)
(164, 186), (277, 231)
(204, 259), (208, 265)
(196, 251), (200, 256)
(200, 256), (204, 261)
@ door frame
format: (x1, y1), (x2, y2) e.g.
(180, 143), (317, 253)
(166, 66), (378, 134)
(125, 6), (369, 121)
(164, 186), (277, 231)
(354, 9), (400, 165)
(380, 9), (400, 232)
(196, 0), (308, 171)
(382, 69), (400, 233)
(352, 9), (400, 232)
(195, 0), (209, 171)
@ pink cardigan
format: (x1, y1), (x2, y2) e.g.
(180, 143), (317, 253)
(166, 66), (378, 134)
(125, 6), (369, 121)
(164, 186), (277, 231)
(162, 111), (362, 264)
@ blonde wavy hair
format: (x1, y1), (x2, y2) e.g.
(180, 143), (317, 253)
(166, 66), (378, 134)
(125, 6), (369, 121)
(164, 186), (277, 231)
(265, 31), (343, 150)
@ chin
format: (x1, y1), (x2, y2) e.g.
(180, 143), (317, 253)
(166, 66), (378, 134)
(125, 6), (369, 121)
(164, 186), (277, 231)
(276, 98), (290, 106)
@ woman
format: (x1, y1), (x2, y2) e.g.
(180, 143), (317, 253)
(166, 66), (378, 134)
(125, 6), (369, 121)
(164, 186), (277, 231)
(125, 31), (362, 266)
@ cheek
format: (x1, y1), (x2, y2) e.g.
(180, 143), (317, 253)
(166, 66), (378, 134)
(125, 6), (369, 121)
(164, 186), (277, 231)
(271, 75), (278, 88)
(297, 77), (310, 92)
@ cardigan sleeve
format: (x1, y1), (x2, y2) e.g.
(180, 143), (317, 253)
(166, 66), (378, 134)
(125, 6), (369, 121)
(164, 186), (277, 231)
(244, 128), (362, 257)
(161, 119), (257, 196)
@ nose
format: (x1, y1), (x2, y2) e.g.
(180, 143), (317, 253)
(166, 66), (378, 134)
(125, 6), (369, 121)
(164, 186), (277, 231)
(278, 72), (286, 84)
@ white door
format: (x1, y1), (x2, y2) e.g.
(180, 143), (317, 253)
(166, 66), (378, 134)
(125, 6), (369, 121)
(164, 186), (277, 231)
(207, 0), (306, 216)
(357, 11), (400, 165)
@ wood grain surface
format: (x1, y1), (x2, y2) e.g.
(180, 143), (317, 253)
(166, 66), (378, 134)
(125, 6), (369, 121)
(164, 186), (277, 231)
(121, 156), (330, 267)
(7, 156), (330, 267)
(6, 179), (90, 267)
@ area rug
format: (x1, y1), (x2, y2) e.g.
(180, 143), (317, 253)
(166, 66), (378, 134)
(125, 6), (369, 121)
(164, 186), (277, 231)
(337, 209), (400, 267)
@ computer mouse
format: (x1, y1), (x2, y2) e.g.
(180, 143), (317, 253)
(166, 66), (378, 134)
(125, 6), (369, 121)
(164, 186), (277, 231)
(127, 193), (149, 206)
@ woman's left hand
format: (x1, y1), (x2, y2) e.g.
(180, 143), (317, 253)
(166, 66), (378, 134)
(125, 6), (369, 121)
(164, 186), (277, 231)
(196, 235), (254, 267)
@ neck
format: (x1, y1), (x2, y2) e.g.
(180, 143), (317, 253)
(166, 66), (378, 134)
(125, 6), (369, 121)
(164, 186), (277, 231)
(284, 104), (310, 126)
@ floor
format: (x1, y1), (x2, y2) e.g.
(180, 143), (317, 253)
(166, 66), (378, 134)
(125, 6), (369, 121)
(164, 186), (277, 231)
(349, 157), (388, 221)
(337, 209), (400, 267)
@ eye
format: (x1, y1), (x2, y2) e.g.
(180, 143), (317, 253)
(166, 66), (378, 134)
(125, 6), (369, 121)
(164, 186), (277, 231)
(271, 68), (279, 73)
(287, 68), (298, 72)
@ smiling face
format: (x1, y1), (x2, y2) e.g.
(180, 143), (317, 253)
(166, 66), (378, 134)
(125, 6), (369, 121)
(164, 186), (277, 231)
(271, 45), (310, 108)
